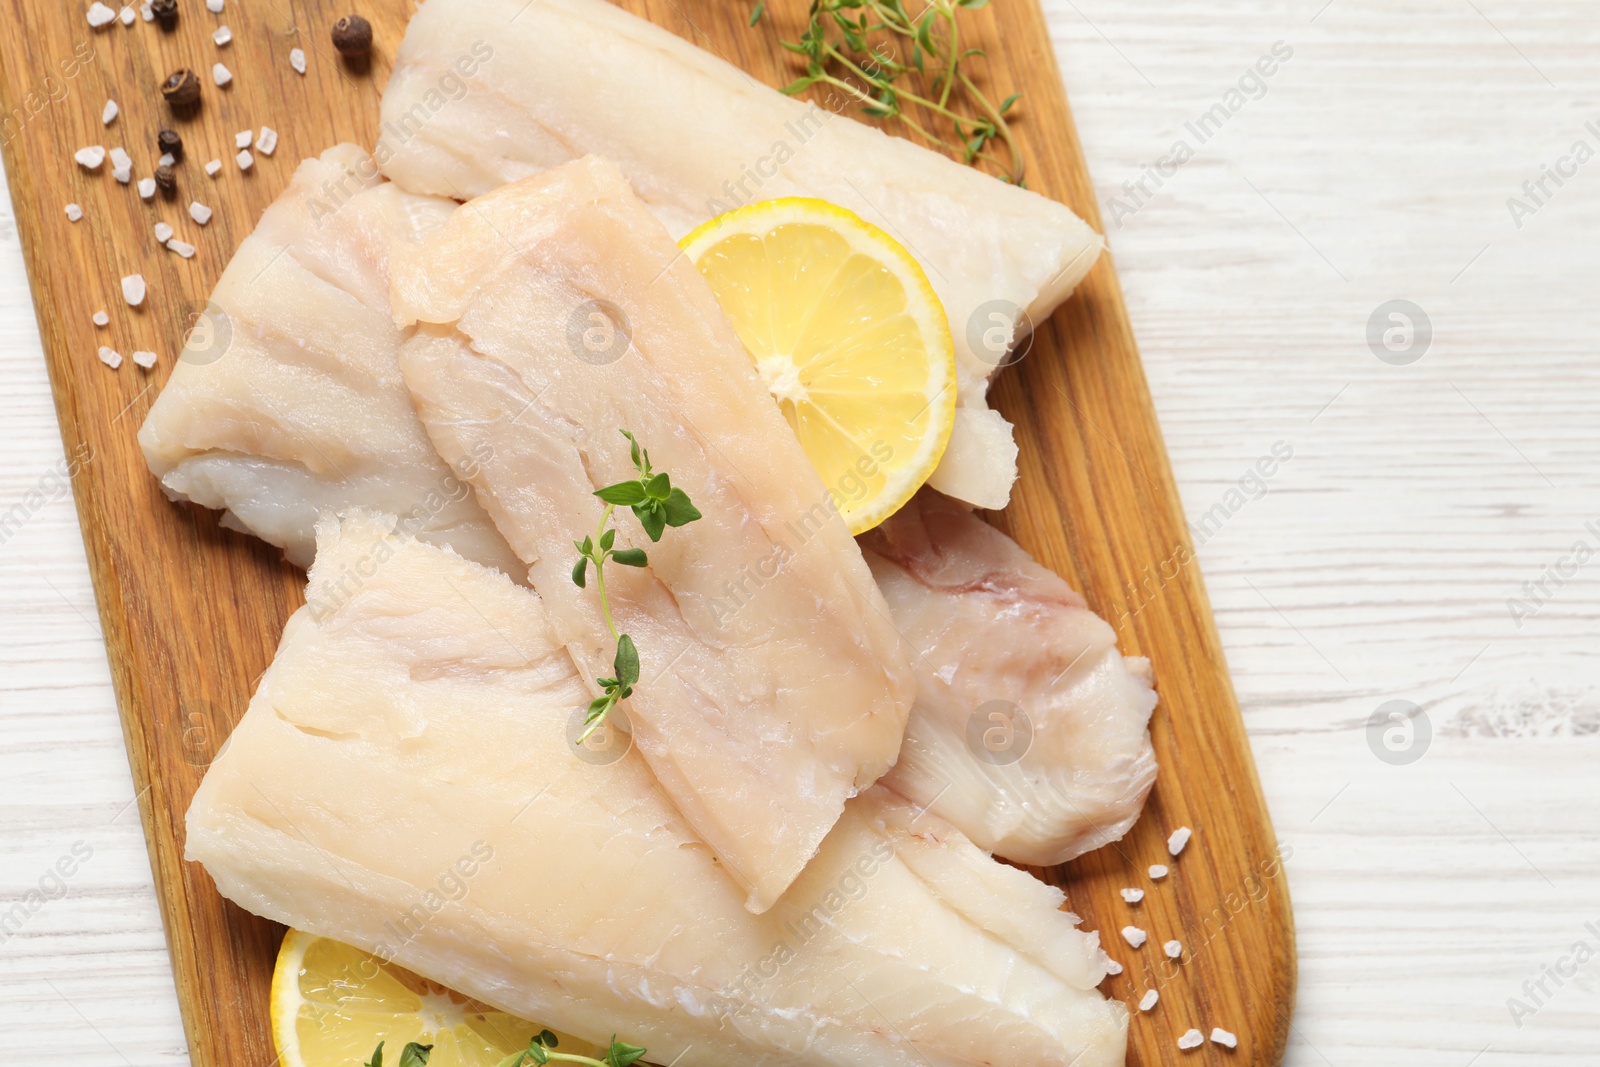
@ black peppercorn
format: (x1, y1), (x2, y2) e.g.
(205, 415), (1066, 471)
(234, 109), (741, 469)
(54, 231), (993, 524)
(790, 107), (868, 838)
(161, 68), (201, 109)
(156, 128), (183, 161)
(150, 0), (177, 24)
(331, 14), (372, 57)
(155, 164), (177, 195)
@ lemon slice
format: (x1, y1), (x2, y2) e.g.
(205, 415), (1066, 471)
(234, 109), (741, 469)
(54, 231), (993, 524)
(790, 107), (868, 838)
(681, 198), (956, 534)
(270, 929), (597, 1067)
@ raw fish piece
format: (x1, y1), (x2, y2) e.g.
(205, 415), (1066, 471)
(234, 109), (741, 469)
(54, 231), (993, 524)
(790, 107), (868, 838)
(376, 0), (1106, 510)
(391, 157), (915, 912)
(137, 144), (521, 574)
(861, 491), (1158, 865)
(186, 512), (1127, 1067)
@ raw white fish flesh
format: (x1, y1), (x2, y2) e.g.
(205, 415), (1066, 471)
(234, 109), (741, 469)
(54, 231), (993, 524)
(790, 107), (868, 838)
(185, 511), (1127, 1067)
(137, 145), (521, 575)
(376, 0), (1106, 510)
(861, 491), (1158, 865)
(391, 156), (916, 912)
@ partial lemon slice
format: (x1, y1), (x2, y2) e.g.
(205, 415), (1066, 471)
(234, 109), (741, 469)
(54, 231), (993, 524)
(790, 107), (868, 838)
(681, 198), (956, 534)
(270, 929), (598, 1067)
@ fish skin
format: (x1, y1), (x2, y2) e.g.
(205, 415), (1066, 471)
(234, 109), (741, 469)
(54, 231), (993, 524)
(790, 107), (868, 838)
(185, 511), (1128, 1067)
(390, 156), (916, 913)
(136, 144), (521, 574)
(376, 0), (1106, 511)
(860, 491), (1159, 866)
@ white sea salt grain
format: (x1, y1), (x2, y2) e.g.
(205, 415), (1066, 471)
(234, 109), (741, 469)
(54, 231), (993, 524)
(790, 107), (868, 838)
(1149, 864), (1169, 880)
(1138, 989), (1159, 1012)
(205, 159), (222, 176)
(1168, 826), (1192, 857)
(65, 203), (83, 222)
(102, 99), (118, 124)
(121, 273), (146, 306)
(1103, 958), (1123, 976)
(1120, 888), (1144, 904)
(112, 166), (130, 184)
(1164, 939), (1182, 959)
(235, 129), (252, 148)
(86, 2), (116, 27)
(213, 24), (232, 46)
(140, 2), (153, 20)
(1210, 1028), (1237, 1049)
(75, 145), (106, 169)
(189, 201), (213, 224)
(256, 127), (277, 155)
(158, 152), (175, 167)
(92, 310), (109, 326)
(154, 221), (174, 242)
(132, 349), (158, 368)
(98, 346), (123, 368)
(289, 48), (306, 74)
(236, 148), (253, 170)
(109, 146), (132, 171)
(167, 238), (196, 258)
(206, 0), (223, 11)
(119, 5), (135, 24)
(138, 177), (156, 199)
(1177, 1029), (1204, 1051)
(212, 62), (232, 86)
(1120, 926), (1147, 949)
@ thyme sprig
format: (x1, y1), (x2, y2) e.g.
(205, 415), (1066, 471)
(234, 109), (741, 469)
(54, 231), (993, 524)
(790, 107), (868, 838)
(571, 430), (701, 745)
(495, 1029), (647, 1067)
(364, 1041), (432, 1067)
(771, 0), (1024, 182)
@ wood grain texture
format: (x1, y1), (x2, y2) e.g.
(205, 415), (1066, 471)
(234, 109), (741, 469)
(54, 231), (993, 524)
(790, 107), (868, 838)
(0, 1), (1293, 1065)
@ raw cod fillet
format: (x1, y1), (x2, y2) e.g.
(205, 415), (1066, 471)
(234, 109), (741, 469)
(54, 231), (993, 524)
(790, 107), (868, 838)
(376, 0), (1106, 510)
(390, 156), (916, 912)
(136, 144), (521, 573)
(861, 491), (1158, 866)
(185, 511), (1128, 1067)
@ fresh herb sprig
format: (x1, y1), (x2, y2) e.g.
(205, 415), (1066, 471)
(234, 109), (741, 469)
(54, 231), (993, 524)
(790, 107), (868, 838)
(364, 1040), (432, 1067)
(771, 0), (1024, 182)
(571, 430), (701, 744)
(495, 1029), (647, 1067)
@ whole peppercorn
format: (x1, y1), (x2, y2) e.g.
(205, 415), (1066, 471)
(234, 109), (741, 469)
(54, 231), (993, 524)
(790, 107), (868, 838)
(161, 68), (201, 108)
(156, 128), (183, 161)
(331, 14), (372, 57)
(150, 0), (177, 24)
(155, 164), (177, 195)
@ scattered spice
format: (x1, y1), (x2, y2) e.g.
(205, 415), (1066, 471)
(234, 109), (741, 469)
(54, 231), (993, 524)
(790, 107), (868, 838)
(1163, 939), (1182, 960)
(133, 349), (158, 369)
(331, 14), (372, 56)
(110, 146), (132, 171)
(1119, 887), (1144, 904)
(92, 310), (109, 326)
(102, 99), (118, 124)
(1148, 864), (1169, 880)
(1138, 989), (1159, 1012)
(140, 2), (153, 21)
(74, 145), (106, 169)
(1177, 1029), (1204, 1051)
(155, 164), (177, 193)
(157, 128), (182, 160)
(167, 238), (196, 258)
(257, 126), (278, 155)
(1209, 1028), (1237, 1049)
(234, 129), (252, 148)
(119, 5), (135, 25)
(138, 177), (156, 199)
(98, 346), (123, 368)
(1167, 826), (1191, 857)
(205, 0), (223, 11)
(289, 47), (307, 74)
(212, 62), (233, 87)
(189, 200), (212, 224)
(1103, 958), (1123, 976)
(161, 68), (201, 108)
(204, 158), (222, 176)
(121, 273), (147, 306)
(65, 203), (84, 221)
(236, 148), (253, 170)
(154, 221), (174, 242)
(1120, 925), (1147, 949)
(213, 24), (231, 46)
(158, 152), (175, 167)
(150, 0), (176, 25)
(86, 2), (117, 27)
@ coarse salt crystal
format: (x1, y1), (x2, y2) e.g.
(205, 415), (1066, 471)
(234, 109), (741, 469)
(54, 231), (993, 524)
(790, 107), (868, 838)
(1103, 957), (1123, 976)
(289, 48), (306, 74)
(112, 166), (131, 184)
(1138, 989), (1159, 1012)
(1120, 888), (1144, 904)
(1164, 939), (1183, 959)
(154, 221), (174, 242)
(86, 2), (116, 27)
(109, 146), (132, 171)
(119, 4), (135, 24)
(167, 238), (196, 258)
(1120, 926), (1147, 949)
(98, 346), (123, 368)
(92, 310), (109, 326)
(213, 24), (232, 46)
(206, 0), (223, 11)
(1149, 864), (1169, 880)
(139, 1), (152, 19)
(158, 152), (176, 167)
(189, 201), (212, 224)
(1168, 827), (1192, 857)
(256, 126), (278, 155)
(138, 177), (156, 199)
(65, 203), (84, 221)
(132, 349), (158, 368)
(205, 159), (222, 176)
(75, 145), (106, 169)
(212, 62), (232, 86)
(121, 273), (146, 306)
(1177, 1029), (1204, 1051)
(1210, 1028), (1237, 1049)
(102, 99), (118, 124)
(236, 148), (253, 170)
(235, 129), (252, 148)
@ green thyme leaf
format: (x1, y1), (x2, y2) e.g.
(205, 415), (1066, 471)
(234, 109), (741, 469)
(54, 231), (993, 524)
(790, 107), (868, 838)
(595, 481), (648, 506)
(366, 1041), (385, 1067)
(572, 556), (588, 588)
(613, 634), (640, 688)
(605, 1039), (649, 1067)
(396, 1043), (433, 1067)
(611, 548), (648, 567)
(749, 1), (764, 26)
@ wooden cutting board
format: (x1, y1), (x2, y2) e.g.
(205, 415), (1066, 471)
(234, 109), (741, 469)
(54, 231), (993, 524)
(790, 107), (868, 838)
(0, 0), (1294, 1063)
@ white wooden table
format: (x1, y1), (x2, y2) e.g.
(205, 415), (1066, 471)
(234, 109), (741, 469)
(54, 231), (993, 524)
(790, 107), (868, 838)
(2, 2), (1596, 1064)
